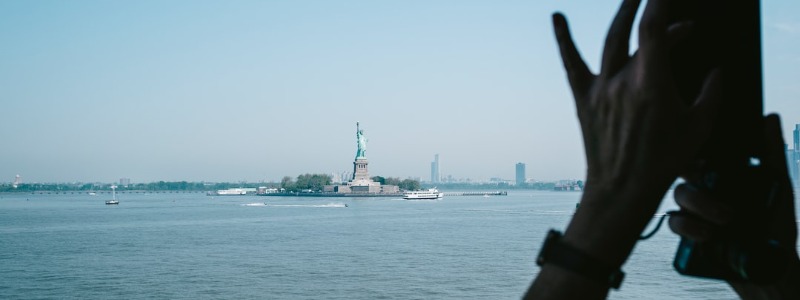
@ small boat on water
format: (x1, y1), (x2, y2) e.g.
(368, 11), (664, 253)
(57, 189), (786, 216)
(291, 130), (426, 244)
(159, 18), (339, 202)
(207, 188), (253, 196)
(106, 185), (119, 205)
(403, 188), (444, 200)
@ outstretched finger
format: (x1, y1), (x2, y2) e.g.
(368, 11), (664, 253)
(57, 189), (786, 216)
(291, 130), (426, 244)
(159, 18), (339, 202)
(600, 0), (641, 76)
(553, 13), (593, 100)
(638, 0), (669, 48)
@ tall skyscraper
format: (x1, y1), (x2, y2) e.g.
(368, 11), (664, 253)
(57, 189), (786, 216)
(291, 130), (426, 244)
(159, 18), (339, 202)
(515, 163), (526, 186)
(431, 154), (440, 183)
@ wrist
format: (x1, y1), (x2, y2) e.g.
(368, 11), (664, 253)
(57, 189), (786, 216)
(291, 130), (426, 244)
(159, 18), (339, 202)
(562, 180), (671, 268)
(537, 230), (625, 289)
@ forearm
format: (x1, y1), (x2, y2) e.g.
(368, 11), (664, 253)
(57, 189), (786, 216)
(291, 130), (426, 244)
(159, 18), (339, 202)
(524, 181), (671, 299)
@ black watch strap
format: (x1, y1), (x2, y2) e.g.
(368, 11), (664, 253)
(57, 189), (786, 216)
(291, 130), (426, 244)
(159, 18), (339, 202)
(536, 229), (625, 289)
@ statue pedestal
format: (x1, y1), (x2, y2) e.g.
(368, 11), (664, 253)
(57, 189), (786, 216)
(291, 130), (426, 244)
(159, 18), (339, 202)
(352, 158), (370, 182)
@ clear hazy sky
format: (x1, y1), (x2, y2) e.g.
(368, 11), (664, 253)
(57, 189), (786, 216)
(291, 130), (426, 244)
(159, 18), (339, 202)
(2, 1), (799, 184)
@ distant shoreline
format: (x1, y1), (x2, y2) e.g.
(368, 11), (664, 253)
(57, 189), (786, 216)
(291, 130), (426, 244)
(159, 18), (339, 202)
(0, 190), (208, 195)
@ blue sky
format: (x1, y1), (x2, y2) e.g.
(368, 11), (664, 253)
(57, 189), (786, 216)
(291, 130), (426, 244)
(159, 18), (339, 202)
(2, 1), (799, 183)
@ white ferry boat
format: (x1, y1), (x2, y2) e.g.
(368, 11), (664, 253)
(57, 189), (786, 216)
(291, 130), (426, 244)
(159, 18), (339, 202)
(211, 188), (250, 196)
(403, 188), (444, 200)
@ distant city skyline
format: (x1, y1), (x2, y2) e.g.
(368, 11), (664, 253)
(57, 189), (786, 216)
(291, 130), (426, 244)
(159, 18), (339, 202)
(2, 1), (799, 183)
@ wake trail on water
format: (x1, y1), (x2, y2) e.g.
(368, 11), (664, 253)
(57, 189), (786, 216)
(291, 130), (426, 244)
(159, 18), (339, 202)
(242, 202), (347, 208)
(466, 209), (679, 217)
(464, 209), (573, 215)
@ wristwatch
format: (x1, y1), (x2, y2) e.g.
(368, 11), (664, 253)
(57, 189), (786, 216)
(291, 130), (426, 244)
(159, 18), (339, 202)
(536, 229), (625, 289)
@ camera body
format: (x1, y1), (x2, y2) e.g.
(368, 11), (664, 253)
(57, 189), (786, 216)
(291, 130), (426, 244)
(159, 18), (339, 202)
(672, 164), (789, 283)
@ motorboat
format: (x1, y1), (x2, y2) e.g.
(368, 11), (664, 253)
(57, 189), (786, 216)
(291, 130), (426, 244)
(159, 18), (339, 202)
(106, 185), (119, 205)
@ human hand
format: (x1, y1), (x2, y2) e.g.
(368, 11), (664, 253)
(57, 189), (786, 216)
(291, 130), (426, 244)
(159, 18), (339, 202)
(553, 0), (722, 267)
(527, 1), (723, 298)
(527, 2), (723, 297)
(554, 0), (721, 196)
(669, 114), (800, 299)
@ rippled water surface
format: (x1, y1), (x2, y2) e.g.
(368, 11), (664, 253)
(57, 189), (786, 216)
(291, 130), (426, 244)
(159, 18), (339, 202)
(0, 191), (745, 299)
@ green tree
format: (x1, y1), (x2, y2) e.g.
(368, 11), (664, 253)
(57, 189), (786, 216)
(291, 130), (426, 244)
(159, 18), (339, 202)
(385, 177), (401, 186)
(296, 174), (311, 190)
(308, 174), (331, 191)
(371, 176), (386, 184)
(398, 179), (420, 191)
(281, 176), (296, 191)
(295, 173), (331, 191)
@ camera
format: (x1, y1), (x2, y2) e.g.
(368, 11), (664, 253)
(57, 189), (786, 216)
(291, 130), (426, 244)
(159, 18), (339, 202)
(667, 0), (792, 283)
(672, 166), (790, 283)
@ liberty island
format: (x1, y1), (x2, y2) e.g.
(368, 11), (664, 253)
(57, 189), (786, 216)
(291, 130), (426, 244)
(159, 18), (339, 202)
(263, 122), (403, 197)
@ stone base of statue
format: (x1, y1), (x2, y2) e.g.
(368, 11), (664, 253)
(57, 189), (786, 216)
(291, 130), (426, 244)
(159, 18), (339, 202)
(352, 158), (370, 182)
(345, 158), (378, 193)
(322, 157), (400, 195)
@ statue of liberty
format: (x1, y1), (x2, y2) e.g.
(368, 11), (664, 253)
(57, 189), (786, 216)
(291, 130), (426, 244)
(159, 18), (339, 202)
(356, 122), (367, 159)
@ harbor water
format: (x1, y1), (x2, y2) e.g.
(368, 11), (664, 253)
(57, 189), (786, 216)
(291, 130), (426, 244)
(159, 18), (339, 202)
(0, 190), (763, 299)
